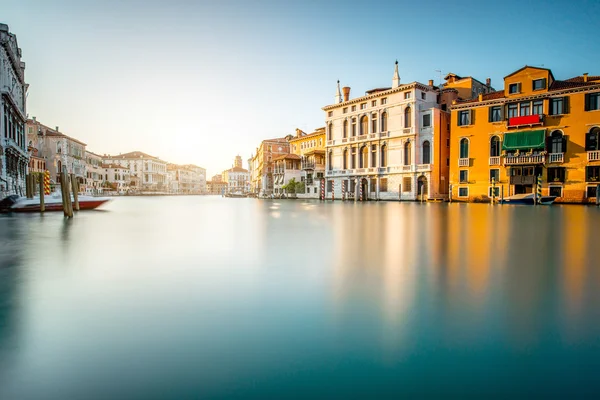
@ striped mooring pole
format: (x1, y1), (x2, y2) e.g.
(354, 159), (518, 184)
(491, 177), (496, 204)
(342, 179), (346, 201)
(320, 179), (325, 201)
(331, 180), (334, 201)
(536, 175), (542, 205)
(359, 178), (363, 202)
(44, 170), (51, 195)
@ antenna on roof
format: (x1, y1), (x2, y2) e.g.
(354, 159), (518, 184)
(435, 69), (442, 87)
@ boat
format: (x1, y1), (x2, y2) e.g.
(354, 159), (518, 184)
(225, 191), (247, 198)
(0, 192), (111, 213)
(499, 193), (556, 205)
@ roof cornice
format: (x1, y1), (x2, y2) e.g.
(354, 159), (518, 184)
(322, 82), (433, 111)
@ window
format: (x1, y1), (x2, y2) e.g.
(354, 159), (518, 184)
(371, 145), (377, 167)
(371, 114), (377, 133)
(585, 93), (600, 111)
(532, 100), (543, 115)
(458, 187), (468, 197)
(343, 120), (348, 138)
(490, 169), (500, 183)
(549, 130), (566, 153)
(520, 102), (530, 116)
(380, 178), (388, 192)
(489, 187), (500, 197)
(421, 92), (426, 100)
(549, 186), (562, 197)
(371, 100), (377, 107)
(586, 166), (600, 182)
(586, 128), (600, 150)
(403, 177), (412, 192)
(404, 92), (411, 99)
(587, 186), (598, 198)
(381, 98), (387, 105)
(328, 111), (333, 117)
(404, 141), (411, 165)
(423, 114), (431, 127)
(351, 105), (356, 112)
(489, 106), (502, 122)
(458, 110), (471, 126)
(533, 78), (546, 90)
(360, 103), (367, 110)
(550, 97), (566, 115)
(548, 167), (565, 183)
(328, 152), (332, 171)
(360, 146), (368, 168)
(327, 181), (333, 193)
(459, 138), (469, 159)
(327, 122), (333, 141)
(351, 148), (356, 168)
(360, 115), (368, 135)
(509, 83), (520, 94)
(459, 170), (468, 183)
(343, 107), (348, 114)
(507, 103), (518, 118)
(343, 149), (348, 169)
(490, 136), (501, 157)
(422, 141), (431, 164)
(381, 112), (387, 132)
(404, 107), (412, 128)
(380, 144), (387, 167)
(351, 118), (357, 136)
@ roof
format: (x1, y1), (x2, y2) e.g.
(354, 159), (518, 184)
(273, 154), (301, 161)
(226, 166), (249, 173)
(303, 149), (325, 156)
(105, 151), (164, 161)
(365, 87), (392, 95)
(549, 79), (599, 91)
(288, 129), (326, 142)
(41, 130), (87, 146)
(456, 90), (505, 104)
(102, 164), (129, 170)
(504, 65), (555, 82)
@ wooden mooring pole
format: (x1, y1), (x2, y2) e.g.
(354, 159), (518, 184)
(38, 173), (45, 213)
(71, 173), (80, 211)
(597, 184), (600, 207)
(61, 168), (73, 217)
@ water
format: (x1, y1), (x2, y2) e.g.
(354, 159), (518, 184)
(1, 197), (600, 398)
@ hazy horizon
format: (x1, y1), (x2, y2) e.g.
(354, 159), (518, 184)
(3, 0), (599, 177)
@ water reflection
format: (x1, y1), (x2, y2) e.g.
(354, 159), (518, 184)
(0, 199), (599, 397)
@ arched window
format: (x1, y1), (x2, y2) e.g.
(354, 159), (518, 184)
(360, 115), (368, 136)
(586, 127), (600, 151)
(380, 144), (387, 167)
(327, 123), (332, 141)
(328, 151), (333, 171)
(371, 114), (377, 134)
(422, 141), (431, 164)
(343, 120), (348, 138)
(459, 138), (469, 159)
(404, 107), (412, 128)
(490, 136), (501, 157)
(381, 112), (387, 132)
(351, 118), (357, 137)
(371, 145), (377, 167)
(550, 130), (566, 154)
(343, 149), (348, 170)
(404, 141), (412, 165)
(360, 146), (368, 168)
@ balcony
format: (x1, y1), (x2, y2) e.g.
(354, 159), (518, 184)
(379, 131), (389, 138)
(504, 154), (545, 165)
(508, 114), (544, 128)
(416, 164), (432, 172)
(588, 150), (600, 162)
(548, 153), (564, 163)
(510, 175), (536, 185)
(302, 162), (315, 170)
(458, 158), (469, 167)
(489, 156), (501, 166)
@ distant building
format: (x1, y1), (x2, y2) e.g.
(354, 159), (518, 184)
(289, 127), (326, 198)
(273, 154), (301, 195)
(167, 164), (206, 194)
(85, 151), (104, 195)
(103, 151), (167, 192)
(207, 180), (228, 195)
(0, 24), (28, 197)
(27, 118), (87, 193)
(250, 137), (291, 196)
(222, 155), (250, 193)
(102, 164), (129, 194)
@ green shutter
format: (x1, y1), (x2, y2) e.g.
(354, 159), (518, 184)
(502, 130), (546, 150)
(585, 94), (590, 111)
(563, 96), (570, 114)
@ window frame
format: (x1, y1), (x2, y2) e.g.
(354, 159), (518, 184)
(508, 83), (520, 94)
(458, 110), (471, 126)
(458, 187), (469, 197)
(459, 170), (468, 183)
(489, 168), (500, 183)
(548, 186), (563, 198)
(422, 113), (431, 127)
(489, 106), (502, 122)
(532, 78), (546, 91)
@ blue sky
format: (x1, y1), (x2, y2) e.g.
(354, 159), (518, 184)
(2, 0), (599, 176)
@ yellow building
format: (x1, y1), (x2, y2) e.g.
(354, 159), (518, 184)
(450, 66), (600, 203)
(288, 127), (326, 197)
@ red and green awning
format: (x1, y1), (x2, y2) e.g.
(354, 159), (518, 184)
(502, 130), (546, 150)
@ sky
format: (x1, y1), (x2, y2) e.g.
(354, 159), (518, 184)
(2, 0), (600, 177)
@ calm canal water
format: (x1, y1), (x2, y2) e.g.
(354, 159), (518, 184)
(1, 196), (600, 398)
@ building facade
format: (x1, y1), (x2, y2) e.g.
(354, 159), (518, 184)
(85, 151), (104, 195)
(222, 155), (250, 194)
(207, 180), (228, 195)
(273, 153), (301, 195)
(103, 151), (167, 192)
(289, 127), (326, 198)
(27, 119), (87, 192)
(250, 138), (291, 196)
(102, 164), (130, 194)
(323, 62), (451, 201)
(0, 24), (28, 197)
(449, 66), (600, 203)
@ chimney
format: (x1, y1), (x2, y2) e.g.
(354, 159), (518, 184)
(428, 79), (434, 87)
(55, 126), (59, 132)
(478, 94), (483, 102)
(583, 72), (589, 82)
(32, 116), (36, 122)
(486, 78), (491, 87)
(342, 87), (350, 102)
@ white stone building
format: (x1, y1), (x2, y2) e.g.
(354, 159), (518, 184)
(103, 151), (167, 192)
(323, 61), (450, 201)
(0, 24), (28, 197)
(167, 163), (206, 194)
(27, 119), (87, 192)
(273, 153), (302, 195)
(85, 151), (104, 195)
(102, 163), (129, 194)
(222, 155), (250, 194)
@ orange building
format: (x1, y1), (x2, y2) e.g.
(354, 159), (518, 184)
(449, 66), (600, 203)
